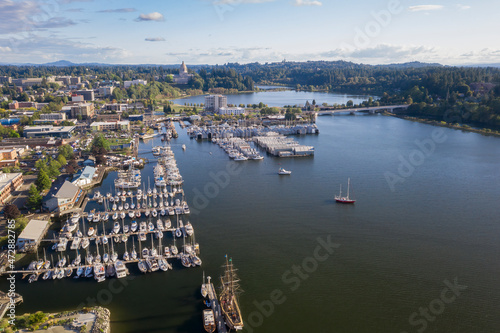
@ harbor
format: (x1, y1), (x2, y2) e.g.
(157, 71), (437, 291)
(5, 143), (202, 284)
(4, 116), (500, 333)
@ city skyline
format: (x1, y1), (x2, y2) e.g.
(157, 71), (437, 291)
(0, 0), (498, 66)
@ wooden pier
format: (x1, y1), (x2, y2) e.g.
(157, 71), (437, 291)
(206, 276), (228, 333)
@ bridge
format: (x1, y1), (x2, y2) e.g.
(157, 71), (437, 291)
(316, 104), (409, 115)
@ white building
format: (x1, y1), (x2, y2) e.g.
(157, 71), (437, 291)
(205, 95), (227, 112)
(218, 107), (245, 115)
(16, 219), (50, 251)
(124, 80), (147, 88)
(173, 61), (194, 84)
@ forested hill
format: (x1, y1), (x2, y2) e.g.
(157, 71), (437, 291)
(222, 61), (500, 96)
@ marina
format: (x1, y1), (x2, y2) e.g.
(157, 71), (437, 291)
(6, 143), (201, 284)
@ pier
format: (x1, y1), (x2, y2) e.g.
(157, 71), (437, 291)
(206, 276), (228, 333)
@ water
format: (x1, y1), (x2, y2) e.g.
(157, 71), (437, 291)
(171, 90), (373, 107)
(5, 115), (500, 333)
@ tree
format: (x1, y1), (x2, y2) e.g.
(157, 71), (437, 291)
(27, 184), (42, 210)
(58, 145), (74, 160)
(3, 204), (20, 219)
(95, 154), (107, 165)
(48, 160), (61, 178)
(57, 154), (67, 166)
(36, 169), (51, 191)
(91, 134), (110, 153)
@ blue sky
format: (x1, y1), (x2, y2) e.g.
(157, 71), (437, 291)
(0, 0), (498, 65)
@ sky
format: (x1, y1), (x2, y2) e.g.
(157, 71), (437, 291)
(0, 0), (499, 66)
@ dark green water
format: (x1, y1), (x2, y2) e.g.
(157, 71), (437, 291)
(5, 115), (500, 333)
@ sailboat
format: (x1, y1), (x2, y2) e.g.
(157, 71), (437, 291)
(219, 255), (244, 331)
(335, 178), (356, 204)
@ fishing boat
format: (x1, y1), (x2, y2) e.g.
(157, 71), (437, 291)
(278, 168), (292, 175)
(203, 309), (216, 333)
(220, 255), (244, 330)
(335, 178), (356, 204)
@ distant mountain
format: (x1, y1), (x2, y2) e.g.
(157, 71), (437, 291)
(43, 60), (76, 67)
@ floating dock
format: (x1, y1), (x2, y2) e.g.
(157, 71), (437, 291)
(206, 276), (228, 333)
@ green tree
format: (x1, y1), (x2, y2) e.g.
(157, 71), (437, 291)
(57, 154), (67, 166)
(91, 134), (111, 153)
(58, 145), (74, 160)
(36, 169), (51, 191)
(48, 160), (61, 178)
(27, 184), (42, 210)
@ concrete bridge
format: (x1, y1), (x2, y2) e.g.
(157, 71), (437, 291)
(316, 104), (409, 115)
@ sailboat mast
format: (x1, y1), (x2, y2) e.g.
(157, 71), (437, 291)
(347, 178), (350, 199)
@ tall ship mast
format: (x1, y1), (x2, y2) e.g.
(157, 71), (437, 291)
(219, 255), (244, 331)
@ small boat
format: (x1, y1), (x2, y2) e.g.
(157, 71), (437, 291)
(201, 271), (208, 298)
(185, 222), (194, 236)
(87, 227), (95, 237)
(128, 211), (135, 219)
(203, 309), (216, 333)
(182, 144), (186, 151)
(181, 254), (192, 268)
(81, 237), (90, 249)
(138, 260), (148, 273)
(335, 178), (356, 204)
(28, 273), (38, 283)
(148, 222), (155, 232)
(164, 219), (171, 229)
(76, 266), (84, 278)
(139, 232), (147, 241)
(158, 257), (169, 271)
(112, 212), (118, 220)
(170, 244), (178, 255)
(65, 268), (73, 277)
(43, 270), (52, 280)
(131, 221), (138, 232)
(84, 266), (93, 277)
(191, 255), (202, 266)
(278, 168), (292, 175)
(103, 253), (109, 263)
(142, 248), (149, 258)
(123, 251), (130, 261)
(124, 224), (130, 233)
(113, 221), (120, 234)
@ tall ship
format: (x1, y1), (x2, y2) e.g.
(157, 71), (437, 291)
(335, 177), (356, 204)
(219, 255), (244, 331)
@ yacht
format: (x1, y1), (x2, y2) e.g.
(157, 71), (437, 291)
(278, 168), (292, 175)
(113, 221), (120, 234)
(115, 260), (127, 278)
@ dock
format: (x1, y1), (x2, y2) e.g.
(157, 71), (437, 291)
(206, 276), (228, 333)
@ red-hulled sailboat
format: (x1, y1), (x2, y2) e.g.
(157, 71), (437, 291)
(335, 178), (356, 204)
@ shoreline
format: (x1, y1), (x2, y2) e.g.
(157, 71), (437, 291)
(386, 113), (500, 137)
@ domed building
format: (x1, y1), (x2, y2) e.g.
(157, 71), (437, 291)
(173, 61), (193, 84)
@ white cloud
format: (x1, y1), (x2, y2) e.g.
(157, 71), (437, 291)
(0, 46), (12, 52)
(456, 4), (471, 10)
(294, 0), (322, 6)
(145, 37), (165, 42)
(136, 12), (164, 22)
(408, 5), (444, 12)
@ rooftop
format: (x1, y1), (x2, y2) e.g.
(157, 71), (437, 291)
(0, 172), (22, 190)
(17, 219), (49, 241)
(55, 180), (79, 199)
